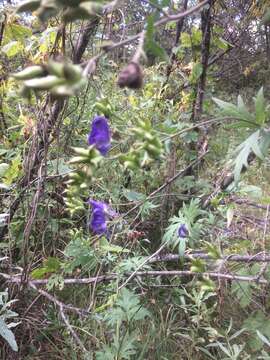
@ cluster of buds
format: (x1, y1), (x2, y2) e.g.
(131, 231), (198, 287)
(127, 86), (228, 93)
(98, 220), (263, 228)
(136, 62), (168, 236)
(12, 60), (86, 99)
(120, 119), (163, 169)
(94, 99), (113, 118)
(17, 0), (103, 23)
(65, 146), (103, 214)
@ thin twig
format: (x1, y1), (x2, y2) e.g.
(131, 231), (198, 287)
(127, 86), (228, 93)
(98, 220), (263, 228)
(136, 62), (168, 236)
(29, 283), (88, 352)
(124, 151), (208, 217)
(82, 0), (210, 74)
(106, 0), (210, 52)
(2, 268), (268, 286)
(256, 205), (270, 281)
(118, 241), (168, 290)
(134, 270), (268, 284)
(149, 252), (270, 264)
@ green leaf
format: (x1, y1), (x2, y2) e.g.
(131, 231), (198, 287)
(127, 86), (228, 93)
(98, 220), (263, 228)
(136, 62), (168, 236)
(204, 243), (221, 259)
(31, 257), (61, 279)
(256, 330), (270, 348)
(3, 23), (32, 45)
(99, 237), (130, 254)
(62, 234), (97, 273)
(0, 318), (18, 352)
(261, 8), (270, 26)
(105, 288), (150, 327)
(260, 129), (270, 155)
(243, 311), (270, 350)
(254, 87), (266, 125)
(146, 14), (155, 40)
(145, 39), (168, 61)
(190, 258), (205, 272)
(139, 201), (158, 220)
(178, 238), (186, 260)
(0, 164), (9, 178)
(238, 184), (262, 199)
(31, 268), (48, 279)
(123, 190), (145, 202)
(233, 130), (263, 182)
(213, 97), (256, 128)
(44, 257), (61, 272)
(215, 37), (229, 50)
(145, 14), (168, 61)
(1, 41), (24, 57)
(189, 63), (203, 84)
(3, 156), (21, 185)
(231, 280), (252, 308)
(226, 207), (234, 228)
(180, 32), (191, 48)
(46, 274), (64, 291)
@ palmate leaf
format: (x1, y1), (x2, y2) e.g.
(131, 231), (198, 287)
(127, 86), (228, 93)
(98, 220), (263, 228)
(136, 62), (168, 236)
(116, 256), (150, 273)
(115, 331), (138, 359)
(105, 289), (150, 327)
(96, 347), (115, 360)
(213, 87), (269, 129)
(162, 219), (182, 249)
(96, 331), (138, 360)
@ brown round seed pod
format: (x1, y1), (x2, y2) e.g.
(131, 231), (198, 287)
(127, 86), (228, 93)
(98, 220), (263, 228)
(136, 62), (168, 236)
(117, 62), (143, 89)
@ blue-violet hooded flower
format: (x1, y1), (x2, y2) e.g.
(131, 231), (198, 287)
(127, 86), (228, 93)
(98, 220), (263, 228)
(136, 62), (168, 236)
(178, 224), (188, 238)
(88, 116), (111, 156)
(89, 200), (108, 235)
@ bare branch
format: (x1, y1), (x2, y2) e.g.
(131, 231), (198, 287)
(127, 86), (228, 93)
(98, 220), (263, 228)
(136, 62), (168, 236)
(150, 252), (270, 263)
(106, 0), (210, 52)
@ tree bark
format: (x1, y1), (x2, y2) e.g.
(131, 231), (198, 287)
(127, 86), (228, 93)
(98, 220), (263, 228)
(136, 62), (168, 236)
(192, 0), (214, 122)
(165, 0), (189, 79)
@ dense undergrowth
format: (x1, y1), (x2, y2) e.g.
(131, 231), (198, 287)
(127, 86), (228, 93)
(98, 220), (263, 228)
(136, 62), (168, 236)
(1, 0), (270, 359)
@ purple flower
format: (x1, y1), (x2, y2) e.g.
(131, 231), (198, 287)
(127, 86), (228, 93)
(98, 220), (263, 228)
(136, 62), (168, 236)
(89, 200), (108, 235)
(89, 200), (117, 235)
(178, 224), (188, 238)
(88, 116), (111, 156)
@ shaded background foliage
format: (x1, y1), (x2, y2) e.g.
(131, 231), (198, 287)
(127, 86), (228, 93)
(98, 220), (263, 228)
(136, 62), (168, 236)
(0, 0), (270, 359)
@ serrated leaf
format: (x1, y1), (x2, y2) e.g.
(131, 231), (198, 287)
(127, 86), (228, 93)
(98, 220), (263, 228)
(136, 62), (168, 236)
(213, 97), (256, 128)
(190, 258), (205, 272)
(233, 130), (263, 182)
